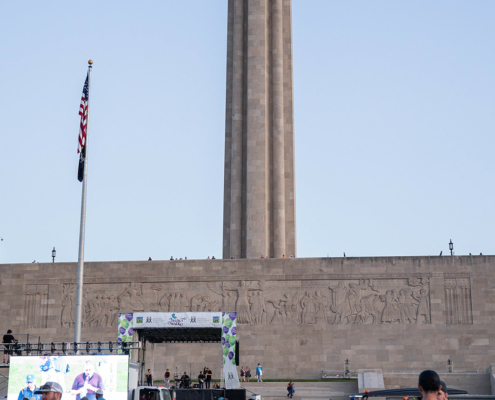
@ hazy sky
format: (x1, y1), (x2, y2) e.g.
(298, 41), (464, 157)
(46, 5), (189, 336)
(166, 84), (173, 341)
(1, 1), (494, 264)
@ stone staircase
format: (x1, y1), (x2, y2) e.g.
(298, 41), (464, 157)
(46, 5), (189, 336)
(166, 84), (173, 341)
(239, 381), (358, 400)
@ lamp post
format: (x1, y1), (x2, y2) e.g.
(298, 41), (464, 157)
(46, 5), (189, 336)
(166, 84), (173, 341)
(52, 247), (56, 263)
(449, 240), (453, 256)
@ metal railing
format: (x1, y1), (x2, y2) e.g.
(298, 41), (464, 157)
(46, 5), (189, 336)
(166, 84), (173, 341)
(2, 341), (141, 356)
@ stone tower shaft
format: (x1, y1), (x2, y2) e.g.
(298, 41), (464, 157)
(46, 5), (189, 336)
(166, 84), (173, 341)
(223, 0), (296, 259)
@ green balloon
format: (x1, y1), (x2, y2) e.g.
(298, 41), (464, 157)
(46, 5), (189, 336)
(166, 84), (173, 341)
(223, 346), (229, 356)
(231, 358), (236, 365)
(122, 335), (128, 341)
(224, 334), (231, 343)
(126, 336), (133, 342)
(229, 337), (236, 347)
(121, 319), (130, 329)
(225, 319), (233, 329)
(223, 358), (226, 365)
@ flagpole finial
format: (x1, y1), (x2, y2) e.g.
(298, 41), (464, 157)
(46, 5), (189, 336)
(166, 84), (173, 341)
(88, 60), (93, 65)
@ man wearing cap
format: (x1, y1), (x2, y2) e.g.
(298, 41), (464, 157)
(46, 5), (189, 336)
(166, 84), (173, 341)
(418, 370), (442, 400)
(71, 361), (104, 400)
(437, 380), (448, 400)
(34, 381), (63, 400)
(18, 375), (42, 400)
(95, 389), (105, 400)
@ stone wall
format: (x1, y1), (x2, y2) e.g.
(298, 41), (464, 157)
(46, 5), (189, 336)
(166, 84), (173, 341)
(0, 256), (494, 380)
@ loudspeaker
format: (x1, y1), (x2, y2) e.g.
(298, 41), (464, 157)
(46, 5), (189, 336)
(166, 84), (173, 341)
(235, 340), (240, 366)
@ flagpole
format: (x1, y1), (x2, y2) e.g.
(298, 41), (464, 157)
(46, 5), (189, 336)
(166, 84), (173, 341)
(74, 60), (93, 343)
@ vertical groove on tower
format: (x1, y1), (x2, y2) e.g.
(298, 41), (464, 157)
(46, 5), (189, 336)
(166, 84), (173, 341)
(271, 0), (286, 258)
(283, 0), (296, 257)
(230, 0), (245, 259)
(222, 0), (235, 258)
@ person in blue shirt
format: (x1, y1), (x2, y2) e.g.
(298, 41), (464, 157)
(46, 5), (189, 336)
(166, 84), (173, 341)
(18, 374), (41, 400)
(256, 364), (263, 382)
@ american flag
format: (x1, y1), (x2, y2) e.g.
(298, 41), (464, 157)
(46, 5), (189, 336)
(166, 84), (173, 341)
(77, 73), (89, 182)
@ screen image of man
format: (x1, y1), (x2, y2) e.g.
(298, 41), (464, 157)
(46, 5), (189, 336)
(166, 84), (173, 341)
(71, 361), (104, 400)
(34, 381), (63, 400)
(18, 374), (41, 400)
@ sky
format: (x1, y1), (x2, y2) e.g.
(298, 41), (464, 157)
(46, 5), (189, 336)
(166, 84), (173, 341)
(1, 1), (494, 264)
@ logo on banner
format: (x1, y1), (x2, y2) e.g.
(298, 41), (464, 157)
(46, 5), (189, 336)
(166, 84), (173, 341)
(136, 317), (143, 324)
(213, 316), (220, 323)
(168, 314), (187, 326)
(146, 316), (152, 323)
(190, 316), (197, 323)
(227, 372), (235, 380)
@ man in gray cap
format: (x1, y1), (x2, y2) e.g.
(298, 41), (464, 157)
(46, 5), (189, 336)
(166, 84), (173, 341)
(34, 381), (63, 400)
(95, 389), (105, 400)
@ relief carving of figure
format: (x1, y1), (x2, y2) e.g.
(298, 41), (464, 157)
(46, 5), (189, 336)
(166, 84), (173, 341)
(397, 288), (417, 323)
(159, 293), (172, 312)
(329, 282), (359, 324)
(249, 291), (266, 325)
(180, 293), (189, 312)
(314, 290), (329, 324)
(208, 280), (276, 324)
(380, 290), (401, 323)
(191, 294), (203, 311)
(118, 283), (147, 312)
(301, 291), (318, 324)
(355, 293), (380, 324)
(201, 296), (218, 311)
(414, 288), (430, 324)
(268, 299), (285, 325)
(61, 284), (76, 327)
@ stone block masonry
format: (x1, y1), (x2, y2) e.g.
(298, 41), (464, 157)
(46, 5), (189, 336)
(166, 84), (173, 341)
(1, 256), (494, 380)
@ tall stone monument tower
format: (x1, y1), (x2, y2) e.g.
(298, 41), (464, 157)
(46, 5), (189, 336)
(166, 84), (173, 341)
(223, 0), (296, 259)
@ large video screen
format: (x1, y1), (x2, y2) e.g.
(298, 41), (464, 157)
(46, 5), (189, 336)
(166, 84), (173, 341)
(8, 355), (129, 400)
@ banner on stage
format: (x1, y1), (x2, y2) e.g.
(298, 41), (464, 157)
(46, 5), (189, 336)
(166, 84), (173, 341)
(132, 312), (223, 328)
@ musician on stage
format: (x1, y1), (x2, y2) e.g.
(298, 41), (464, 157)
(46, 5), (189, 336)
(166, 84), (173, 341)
(179, 372), (190, 389)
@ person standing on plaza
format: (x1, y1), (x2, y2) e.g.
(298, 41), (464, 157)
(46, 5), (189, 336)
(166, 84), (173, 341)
(256, 363), (263, 382)
(240, 366), (245, 382)
(205, 367), (212, 389)
(418, 370), (441, 400)
(164, 369), (170, 389)
(245, 367), (251, 382)
(287, 381), (294, 398)
(145, 369), (153, 386)
(3, 329), (15, 364)
(197, 371), (205, 389)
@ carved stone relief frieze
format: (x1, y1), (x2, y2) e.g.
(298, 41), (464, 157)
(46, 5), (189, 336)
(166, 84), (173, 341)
(56, 276), (436, 329)
(445, 278), (473, 324)
(25, 284), (49, 328)
(206, 278), (432, 326)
